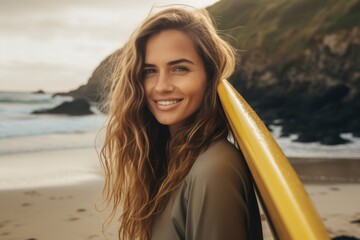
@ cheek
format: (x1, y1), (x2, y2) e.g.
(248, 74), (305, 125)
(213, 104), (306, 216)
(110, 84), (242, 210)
(142, 80), (152, 97)
(187, 79), (207, 104)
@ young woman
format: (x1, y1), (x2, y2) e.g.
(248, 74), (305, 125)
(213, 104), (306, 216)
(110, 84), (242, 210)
(101, 6), (263, 240)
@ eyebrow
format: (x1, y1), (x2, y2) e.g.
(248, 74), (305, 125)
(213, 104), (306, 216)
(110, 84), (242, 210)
(144, 58), (194, 68)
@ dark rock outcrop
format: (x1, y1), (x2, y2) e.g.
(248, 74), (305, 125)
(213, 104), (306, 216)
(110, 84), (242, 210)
(32, 90), (45, 94)
(32, 99), (93, 116)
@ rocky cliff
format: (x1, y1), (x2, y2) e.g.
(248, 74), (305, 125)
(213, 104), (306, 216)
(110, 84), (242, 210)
(230, 27), (360, 144)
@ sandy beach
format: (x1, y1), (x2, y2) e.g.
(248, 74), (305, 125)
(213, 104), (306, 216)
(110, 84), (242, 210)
(0, 132), (359, 240)
(0, 179), (115, 240)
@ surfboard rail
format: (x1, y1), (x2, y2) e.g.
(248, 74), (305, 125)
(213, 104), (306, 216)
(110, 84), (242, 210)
(218, 79), (330, 239)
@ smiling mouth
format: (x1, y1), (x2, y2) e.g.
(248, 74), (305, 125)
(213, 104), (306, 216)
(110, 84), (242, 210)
(156, 100), (182, 106)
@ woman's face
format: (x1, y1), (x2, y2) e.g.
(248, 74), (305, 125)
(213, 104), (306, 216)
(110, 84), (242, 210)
(143, 29), (207, 135)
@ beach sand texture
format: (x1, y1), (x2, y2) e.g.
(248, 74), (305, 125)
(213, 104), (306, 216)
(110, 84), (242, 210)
(0, 133), (359, 240)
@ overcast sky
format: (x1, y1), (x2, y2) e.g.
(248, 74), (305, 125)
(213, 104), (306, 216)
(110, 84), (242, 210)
(0, 0), (218, 92)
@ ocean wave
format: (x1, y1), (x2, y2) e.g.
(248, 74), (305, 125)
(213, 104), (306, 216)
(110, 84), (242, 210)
(0, 98), (52, 104)
(0, 91), (72, 104)
(270, 125), (360, 158)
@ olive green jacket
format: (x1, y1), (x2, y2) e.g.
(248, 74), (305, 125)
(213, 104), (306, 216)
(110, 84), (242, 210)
(151, 139), (263, 240)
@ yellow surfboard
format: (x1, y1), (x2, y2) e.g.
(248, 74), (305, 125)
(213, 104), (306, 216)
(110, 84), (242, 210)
(218, 79), (329, 240)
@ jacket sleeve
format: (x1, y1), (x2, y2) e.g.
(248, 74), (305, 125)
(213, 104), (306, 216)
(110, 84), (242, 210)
(184, 153), (251, 240)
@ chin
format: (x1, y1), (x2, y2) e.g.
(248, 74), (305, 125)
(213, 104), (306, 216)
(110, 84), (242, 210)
(155, 117), (182, 126)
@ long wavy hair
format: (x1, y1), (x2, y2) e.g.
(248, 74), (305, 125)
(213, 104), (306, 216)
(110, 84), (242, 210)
(100, 6), (236, 240)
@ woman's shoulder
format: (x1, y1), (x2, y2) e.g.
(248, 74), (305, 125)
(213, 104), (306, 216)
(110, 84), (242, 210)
(186, 138), (248, 184)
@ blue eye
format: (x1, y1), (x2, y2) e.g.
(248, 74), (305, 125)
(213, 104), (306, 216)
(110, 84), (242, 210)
(173, 66), (189, 72)
(143, 68), (156, 75)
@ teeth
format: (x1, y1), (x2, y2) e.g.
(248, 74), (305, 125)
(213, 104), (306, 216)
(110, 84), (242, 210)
(157, 100), (179, 106)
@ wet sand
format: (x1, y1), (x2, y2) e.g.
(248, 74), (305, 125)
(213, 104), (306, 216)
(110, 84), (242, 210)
(290, 157), (360, 184)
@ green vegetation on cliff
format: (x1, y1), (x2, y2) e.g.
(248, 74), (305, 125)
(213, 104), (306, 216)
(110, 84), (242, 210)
(207, 0), (360, 55)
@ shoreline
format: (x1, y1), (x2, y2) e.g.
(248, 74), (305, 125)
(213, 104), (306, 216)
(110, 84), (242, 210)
(0, 147), (102, 190)
(1, 147), (359, 191)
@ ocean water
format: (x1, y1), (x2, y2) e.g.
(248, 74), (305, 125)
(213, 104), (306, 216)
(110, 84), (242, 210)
(0, 91), (359, 158)
(0, 91), (106, 139)
(0, 91), (107, 155)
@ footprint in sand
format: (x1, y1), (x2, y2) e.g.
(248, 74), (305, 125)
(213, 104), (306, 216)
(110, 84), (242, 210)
(330, 187), (340, 191)
(67, 217), (80, 221)
(49, 195), (74, 201)
(88, 234), (99, 239)
(0, 220), (12, 228)
(1, 232), (10, 236)
(77, 208), (86, 213)
(350, 219), (360, 224)
(23, 190), (41, 197)
(21, 202), (32, 207)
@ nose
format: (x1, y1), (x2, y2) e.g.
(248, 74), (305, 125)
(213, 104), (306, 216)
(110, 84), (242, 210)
(154, 71), (174, 92)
